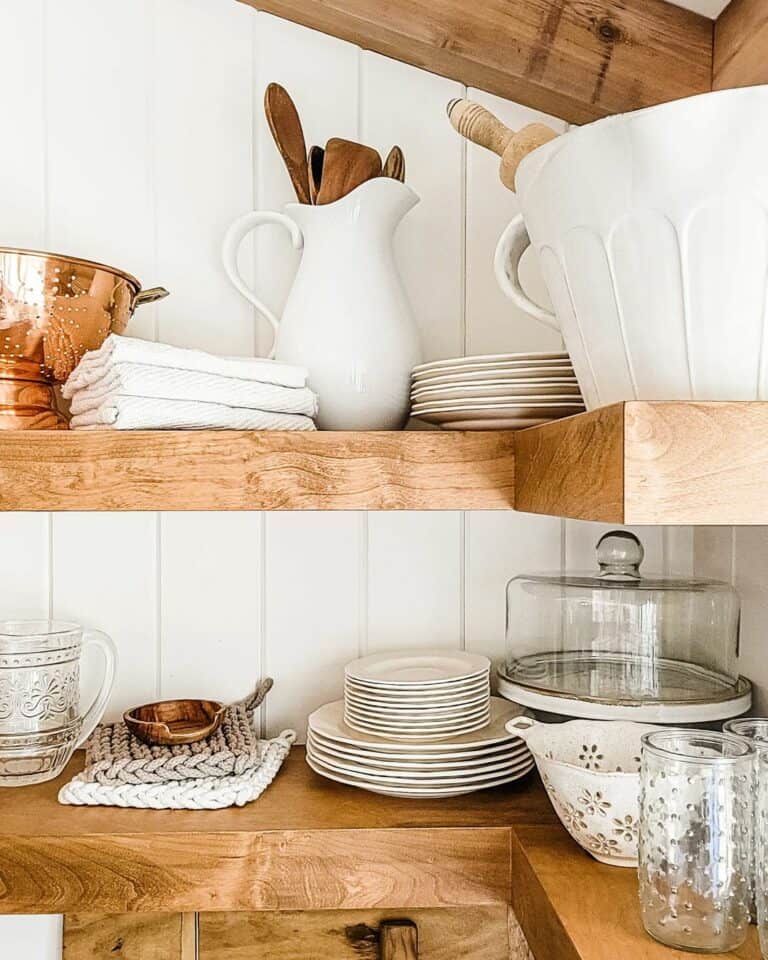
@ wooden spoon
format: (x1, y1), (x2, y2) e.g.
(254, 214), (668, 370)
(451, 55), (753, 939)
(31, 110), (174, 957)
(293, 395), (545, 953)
(308, 145), (324, 204)
(316, 138), (382, 205)
(447, 98), (558, 192)
(382, 145), (406, 183)
(264, 83), (311, 204)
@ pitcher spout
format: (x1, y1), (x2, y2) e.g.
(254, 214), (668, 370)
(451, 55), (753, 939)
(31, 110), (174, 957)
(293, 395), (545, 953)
(288, 177), (419, 236)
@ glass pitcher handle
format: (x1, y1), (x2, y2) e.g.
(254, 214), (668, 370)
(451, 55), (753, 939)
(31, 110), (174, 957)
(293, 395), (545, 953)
(221, 211), (304, 359)
(76, 629), (117, 748)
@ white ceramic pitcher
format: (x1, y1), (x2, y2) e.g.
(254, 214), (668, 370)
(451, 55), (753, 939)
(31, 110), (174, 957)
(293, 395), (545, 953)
(494, 85), (768, 409)
(223, 178), (422, 430)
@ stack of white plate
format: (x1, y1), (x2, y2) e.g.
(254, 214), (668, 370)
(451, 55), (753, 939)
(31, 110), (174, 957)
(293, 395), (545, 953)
(410, 352), (585, 429)
(344, 651), (490, 740)
(307, 698), (533, 798)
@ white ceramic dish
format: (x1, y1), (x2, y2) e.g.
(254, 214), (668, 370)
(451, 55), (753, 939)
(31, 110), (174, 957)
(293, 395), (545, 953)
(412, 351), (568, 373)
(416, 406), (583, 425)
(306, 752), (535, 798)
(306, 732), (529, 769)
(345, 651), (490, 686)
(308, 728), (527, 763)
(343, 699), (489, 719)
(308, 698), (525, 751)
(343, 711), (491, 731)
(344, 676), (489, 696)
(437, 417), (555, 430)
(411, 398), (585, 413)
(307, 743), (532, 784)
(344, 688), (489, 708)
(496, 670), (753, 723)
(506, 717), (661, 868)
(412, 362), (573, 382)
(345, 717), (491, 742)
(411, 384), (583, 402)
(414, 370), (577, 387)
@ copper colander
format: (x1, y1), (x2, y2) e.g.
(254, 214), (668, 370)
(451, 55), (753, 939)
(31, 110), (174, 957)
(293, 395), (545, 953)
(0, 247), (168, 429)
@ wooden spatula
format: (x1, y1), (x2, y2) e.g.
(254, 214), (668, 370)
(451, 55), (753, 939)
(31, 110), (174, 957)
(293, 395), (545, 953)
(447, 98), (558, 191)
(264, 83), (311, 204)
(316, 138), (382, 205)
(382, 145), (406, 182)
(307, 145), (324, 204)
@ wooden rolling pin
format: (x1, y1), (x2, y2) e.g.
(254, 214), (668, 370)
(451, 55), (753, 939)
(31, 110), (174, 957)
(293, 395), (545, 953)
(447, 98), (559, 191)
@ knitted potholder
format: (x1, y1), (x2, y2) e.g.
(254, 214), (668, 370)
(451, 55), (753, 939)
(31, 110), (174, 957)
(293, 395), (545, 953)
(58, 678), (297, 810)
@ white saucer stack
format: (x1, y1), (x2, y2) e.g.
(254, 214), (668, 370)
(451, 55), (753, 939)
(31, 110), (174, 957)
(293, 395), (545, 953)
(306, 650), (534, 798)
(410, 352), (584, 430)
(344, 651), (491, 740)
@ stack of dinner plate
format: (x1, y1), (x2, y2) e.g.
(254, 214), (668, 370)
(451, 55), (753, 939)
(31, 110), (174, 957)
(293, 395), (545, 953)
(410, 352), (585, 429)
(306, 697), (533, 798)
(343, 650), (491, 740)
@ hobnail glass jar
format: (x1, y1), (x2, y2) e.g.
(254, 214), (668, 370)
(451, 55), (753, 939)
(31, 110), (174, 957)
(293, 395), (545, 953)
(501, 531), (747, 721)
(638, 730), (754, 953)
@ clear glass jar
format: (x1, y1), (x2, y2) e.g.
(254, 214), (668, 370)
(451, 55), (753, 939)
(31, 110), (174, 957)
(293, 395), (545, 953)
(502, 531), (745, 719)
(723, 718), (768, 931)
(638, 730), (754, 953)
(757, 751), (768, 958)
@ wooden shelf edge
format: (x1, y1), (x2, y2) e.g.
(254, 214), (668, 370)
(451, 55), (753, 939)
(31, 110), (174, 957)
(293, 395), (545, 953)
(0, 430), (515, 512)
(240, 0), (712, 126)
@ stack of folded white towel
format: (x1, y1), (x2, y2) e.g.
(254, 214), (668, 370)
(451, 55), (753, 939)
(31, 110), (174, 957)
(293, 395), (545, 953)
(62, 335), (318, 431)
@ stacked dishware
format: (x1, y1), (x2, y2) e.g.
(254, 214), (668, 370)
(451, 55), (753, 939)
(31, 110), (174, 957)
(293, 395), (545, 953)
(306, 650), (534, 798)
(409, 352), (584, 429)
(344, 651), (490, 740)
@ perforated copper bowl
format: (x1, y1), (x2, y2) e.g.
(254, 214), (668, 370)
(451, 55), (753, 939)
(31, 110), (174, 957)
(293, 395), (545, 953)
(0, 247), (168, 429)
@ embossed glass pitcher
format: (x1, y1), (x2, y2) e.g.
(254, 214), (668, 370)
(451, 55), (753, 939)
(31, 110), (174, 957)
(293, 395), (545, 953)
(0, 621), (116, 786)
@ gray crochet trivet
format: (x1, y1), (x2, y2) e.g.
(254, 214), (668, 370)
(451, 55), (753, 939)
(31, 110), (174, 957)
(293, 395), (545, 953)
(82, 678), (273, 785)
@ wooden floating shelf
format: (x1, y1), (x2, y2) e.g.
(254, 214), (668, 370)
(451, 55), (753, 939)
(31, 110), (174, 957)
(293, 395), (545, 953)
(239, 0), (712, 126)
(515, 401), (768, 525)
(1, 402), (768, 521)
(0, 748), (758, 959)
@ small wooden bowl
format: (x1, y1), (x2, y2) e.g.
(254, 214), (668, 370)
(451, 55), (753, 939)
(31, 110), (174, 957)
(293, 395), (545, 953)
(124, 699), (225, 746)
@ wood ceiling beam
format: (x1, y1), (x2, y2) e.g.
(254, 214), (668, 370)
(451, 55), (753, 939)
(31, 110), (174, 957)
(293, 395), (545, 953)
(239, 0), (713, 125)
(713, 0), (768, 90)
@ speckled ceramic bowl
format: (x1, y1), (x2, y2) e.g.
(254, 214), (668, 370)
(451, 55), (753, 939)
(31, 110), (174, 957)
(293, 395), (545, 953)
(506, 717), (661, 867)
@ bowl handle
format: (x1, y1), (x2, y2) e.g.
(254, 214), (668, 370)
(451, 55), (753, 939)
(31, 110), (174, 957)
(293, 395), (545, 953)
(506, 715), (537, 740)
(494, 214), (559, 330)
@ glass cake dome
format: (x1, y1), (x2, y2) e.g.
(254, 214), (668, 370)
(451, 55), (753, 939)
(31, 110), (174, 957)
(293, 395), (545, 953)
(498, 531), (751, 722)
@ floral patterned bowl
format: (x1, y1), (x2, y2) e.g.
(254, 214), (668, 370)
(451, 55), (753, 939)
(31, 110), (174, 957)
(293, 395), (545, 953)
(506, 717), (661, 867)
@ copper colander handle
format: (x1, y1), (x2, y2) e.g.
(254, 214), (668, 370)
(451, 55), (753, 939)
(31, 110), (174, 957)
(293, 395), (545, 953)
(133, 286), (169, 309)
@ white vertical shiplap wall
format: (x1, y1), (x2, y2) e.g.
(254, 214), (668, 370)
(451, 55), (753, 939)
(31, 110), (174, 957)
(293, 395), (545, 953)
(0, 1), (696, 951)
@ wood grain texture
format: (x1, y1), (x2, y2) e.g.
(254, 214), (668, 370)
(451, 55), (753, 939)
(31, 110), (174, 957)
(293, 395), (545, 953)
(238, 0), (712, 125)
(0, 752), (513, 915)
(0, 431), (514, 511)
(713, 0), (768, 90)
(510, 824), (760, 960)
(63, 913), (183, 959)
(623, 402), (768, 524)
(200, 908), (512, 960)
(514, 405), (624, 522)
(380, 920), (419, 960)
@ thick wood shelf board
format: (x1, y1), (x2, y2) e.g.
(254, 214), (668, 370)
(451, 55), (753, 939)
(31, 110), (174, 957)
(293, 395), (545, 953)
(714, 0), (768, 90)
(241, 0), (712, 125)
(0, 430), (515, 511)
(515, 401), (768, 525)
(0, 748), (759, 959)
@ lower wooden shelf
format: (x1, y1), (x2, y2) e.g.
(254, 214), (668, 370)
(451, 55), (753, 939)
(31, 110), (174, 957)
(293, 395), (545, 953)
(0, 748), (758, 959)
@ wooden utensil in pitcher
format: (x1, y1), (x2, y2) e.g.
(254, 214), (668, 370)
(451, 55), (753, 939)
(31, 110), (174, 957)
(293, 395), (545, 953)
(382, 145), (406, 183)
(264, 83), (312, 204)
(308, 145), (324, 204)
(316, 138), (382, 204)
(447, 98), (558, 192)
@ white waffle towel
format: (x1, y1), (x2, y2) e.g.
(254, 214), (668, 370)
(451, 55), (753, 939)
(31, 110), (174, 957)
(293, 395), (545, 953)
(63, 334), (308, 395)
(69, 396), (316, 431)
(67, 363), (318, 417)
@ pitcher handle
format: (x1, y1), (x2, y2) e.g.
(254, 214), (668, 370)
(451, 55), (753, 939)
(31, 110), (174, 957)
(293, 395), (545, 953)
(76, 629), (117, 748)
(494, 214), (559, 331)
(222, 211), (304, 359)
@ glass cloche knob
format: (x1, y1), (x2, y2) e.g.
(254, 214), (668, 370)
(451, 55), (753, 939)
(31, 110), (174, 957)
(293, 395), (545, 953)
(596, 530), (644, 579)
